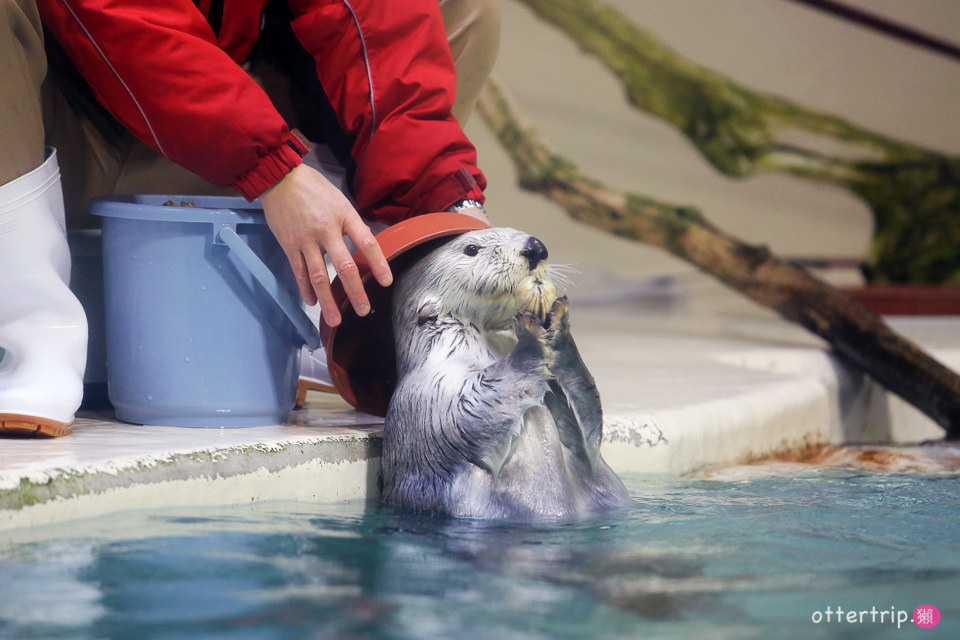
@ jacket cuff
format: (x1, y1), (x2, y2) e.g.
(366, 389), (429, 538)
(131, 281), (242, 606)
(232, 130), (312, 201)
(409, 167), (486, 219)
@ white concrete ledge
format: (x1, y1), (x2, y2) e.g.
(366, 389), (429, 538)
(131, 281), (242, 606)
(2, 280), (955, 533)
(1, 435), (379, 532)
(0, 397), (383, 531)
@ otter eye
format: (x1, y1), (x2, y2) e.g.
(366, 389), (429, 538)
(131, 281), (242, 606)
(463, 244), (481, 257)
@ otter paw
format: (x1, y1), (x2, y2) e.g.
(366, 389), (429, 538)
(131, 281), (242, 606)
(544, 296), (569, 328)
(514, 310), (554, 362)
(543, 295), (571, 342)
(515, 309), (546, 337)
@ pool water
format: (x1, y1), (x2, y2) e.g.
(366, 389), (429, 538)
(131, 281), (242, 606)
(1, 468), (957, 640)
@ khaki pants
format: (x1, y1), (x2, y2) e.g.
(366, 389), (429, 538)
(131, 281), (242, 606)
(0, 0), (499, 227)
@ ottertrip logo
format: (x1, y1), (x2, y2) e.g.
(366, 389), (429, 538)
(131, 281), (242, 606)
(811, 604), (941, 629)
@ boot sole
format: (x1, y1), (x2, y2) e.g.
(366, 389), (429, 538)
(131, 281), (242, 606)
(0, 414), (72, 438)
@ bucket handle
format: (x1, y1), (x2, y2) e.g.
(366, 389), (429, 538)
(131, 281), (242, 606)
(216, 224), (322, 351)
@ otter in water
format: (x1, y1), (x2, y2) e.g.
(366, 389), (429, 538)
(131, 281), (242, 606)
(380, 228), (629, 520)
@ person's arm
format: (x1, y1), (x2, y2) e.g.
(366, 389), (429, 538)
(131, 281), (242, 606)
(37, 0), (389, 325)
(264, 0), (491, 320)
(38, 0), (304, 198)
(288, 0), (487, 222)
(39, 0), (485, 324)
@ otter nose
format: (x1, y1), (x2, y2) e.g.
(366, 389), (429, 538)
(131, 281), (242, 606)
(520, 236), (549, 270)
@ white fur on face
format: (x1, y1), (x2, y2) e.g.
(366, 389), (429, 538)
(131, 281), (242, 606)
(396, 228), (557, 332)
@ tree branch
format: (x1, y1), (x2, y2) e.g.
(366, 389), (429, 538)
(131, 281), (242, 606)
(478, 77), (960, 439)
(514, 0), (960, 285)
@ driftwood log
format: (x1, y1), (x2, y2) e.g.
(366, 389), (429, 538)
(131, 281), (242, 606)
(514, 0), (960, 286)
(477, 78), (960, 439)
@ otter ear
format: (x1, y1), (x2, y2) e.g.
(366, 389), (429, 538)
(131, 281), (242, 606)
(416, 298), (441, 326)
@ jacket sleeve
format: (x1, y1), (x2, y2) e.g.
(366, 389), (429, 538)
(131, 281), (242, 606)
(288, 0), (486, 223)
(37, 0), (308, 200)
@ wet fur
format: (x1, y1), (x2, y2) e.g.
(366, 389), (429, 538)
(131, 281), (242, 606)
(381, 228), (629, 520)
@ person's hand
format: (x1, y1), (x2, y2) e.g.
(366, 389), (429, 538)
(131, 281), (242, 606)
(259, 163), (392, 328)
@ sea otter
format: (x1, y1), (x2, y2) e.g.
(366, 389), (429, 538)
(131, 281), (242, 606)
(380, 228), (629, 520)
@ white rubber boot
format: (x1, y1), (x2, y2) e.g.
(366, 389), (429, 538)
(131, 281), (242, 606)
(0, 149), (87, 437)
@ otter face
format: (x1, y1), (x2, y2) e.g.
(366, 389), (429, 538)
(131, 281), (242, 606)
(398, 228), (559, 330)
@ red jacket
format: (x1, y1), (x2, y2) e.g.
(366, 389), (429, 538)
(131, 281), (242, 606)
(37, 0), (486, 224)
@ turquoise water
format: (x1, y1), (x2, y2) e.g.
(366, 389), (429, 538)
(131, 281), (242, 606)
(1, 469), (958, 639)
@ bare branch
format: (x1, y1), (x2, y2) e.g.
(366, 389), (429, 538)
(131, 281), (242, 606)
(478, 77), (960, 438)
(513, 0), (960, 285)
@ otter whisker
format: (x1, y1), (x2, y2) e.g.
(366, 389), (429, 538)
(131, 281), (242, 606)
(551, 262), (581, 276)
(549, 263), (579, 294)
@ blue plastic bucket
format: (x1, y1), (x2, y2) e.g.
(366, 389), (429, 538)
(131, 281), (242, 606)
(68, 229), (109, 407)
(92, 195), (321, 427)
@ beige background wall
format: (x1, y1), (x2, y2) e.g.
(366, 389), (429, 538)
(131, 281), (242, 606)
(466, 0), (960, 282)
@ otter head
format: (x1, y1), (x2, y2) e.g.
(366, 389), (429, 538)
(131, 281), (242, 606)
(395, 228), (559, 332)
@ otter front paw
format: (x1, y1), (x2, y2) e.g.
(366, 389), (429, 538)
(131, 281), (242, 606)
(544, 295), (571, 345)
(514, 310), (555, 365)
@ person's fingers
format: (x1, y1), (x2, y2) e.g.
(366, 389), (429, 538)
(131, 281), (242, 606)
(258, 164), (398, 325)
(301, 242), (341, 327)
(323, 235), (370, 318)
(343, 216), (392, 288)
(285, 248), (318, 307)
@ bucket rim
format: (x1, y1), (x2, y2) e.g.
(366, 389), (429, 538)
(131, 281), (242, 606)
(91, 195), (264, 225)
